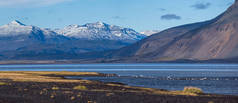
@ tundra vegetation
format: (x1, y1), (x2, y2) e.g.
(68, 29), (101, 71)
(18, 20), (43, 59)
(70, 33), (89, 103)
(0, 71), (236, 103)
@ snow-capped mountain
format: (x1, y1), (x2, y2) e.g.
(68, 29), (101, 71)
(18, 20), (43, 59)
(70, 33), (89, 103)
(140, 30), (160, 36)
(0, 20), (145, 60)
(55, 22), (146, 41)
(0, 20), (59, 38)
(0, 20), (32, 36)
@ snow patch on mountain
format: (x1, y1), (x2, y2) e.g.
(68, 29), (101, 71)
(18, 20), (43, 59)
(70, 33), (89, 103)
(0, 20), (33, 36)
(0, 20), (58, 37)
(140, 30), (160, 36)
(55, 22), (146, 41)
(0, 20), (146, 42)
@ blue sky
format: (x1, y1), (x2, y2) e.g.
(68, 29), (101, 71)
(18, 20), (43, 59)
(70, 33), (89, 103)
(0, 0), (235, 32)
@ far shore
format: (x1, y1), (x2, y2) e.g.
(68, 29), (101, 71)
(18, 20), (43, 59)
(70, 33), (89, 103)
(1, 59), (238, 65)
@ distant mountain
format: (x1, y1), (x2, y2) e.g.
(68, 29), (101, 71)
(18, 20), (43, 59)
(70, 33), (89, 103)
(4, 0), (238, 63)
(0, 20), (58, 38)
(0, 20), (68, 52)
(0, 21), (145, 60)
(140, 30), (160, 36)
(104, 0), (238, 62)
(55, 22), (146, 42)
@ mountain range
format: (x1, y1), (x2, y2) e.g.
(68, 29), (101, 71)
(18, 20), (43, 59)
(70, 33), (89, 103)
(0, 21), (146, 60)
(99, 0), (238, 63)
(55, 22), (145, 41)
(1, 0), (238, 63)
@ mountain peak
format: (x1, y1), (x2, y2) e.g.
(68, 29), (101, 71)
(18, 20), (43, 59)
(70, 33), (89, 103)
(84, 21), (109, 28)
(95, 21), (105, 25)
(55, 22), (145, 41)
(67, 24), (80, 28)
(9, 20), (25, 26)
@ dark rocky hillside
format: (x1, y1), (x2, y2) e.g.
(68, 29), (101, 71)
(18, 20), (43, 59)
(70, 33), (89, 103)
(105, 0), (238, 62)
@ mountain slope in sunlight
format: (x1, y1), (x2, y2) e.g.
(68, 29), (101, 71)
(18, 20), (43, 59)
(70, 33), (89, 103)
(106, 0), (238, 62)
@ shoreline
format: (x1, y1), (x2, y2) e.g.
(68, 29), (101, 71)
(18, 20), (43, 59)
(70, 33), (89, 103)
(2, 59), (238, 65)
(0, 71), (237, 103)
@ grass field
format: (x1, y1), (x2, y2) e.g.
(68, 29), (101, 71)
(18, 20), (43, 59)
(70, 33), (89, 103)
(0, 71), (236, 103)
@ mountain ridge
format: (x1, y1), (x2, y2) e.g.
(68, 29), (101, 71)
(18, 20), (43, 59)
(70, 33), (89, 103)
(1, 1), (237, 62)
(54, 21), (146, 42)
(102, 1), (238, 62)
(0, 21), (145, 60)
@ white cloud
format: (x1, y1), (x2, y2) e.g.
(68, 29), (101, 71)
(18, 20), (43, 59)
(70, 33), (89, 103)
(0, 0), (71, 7)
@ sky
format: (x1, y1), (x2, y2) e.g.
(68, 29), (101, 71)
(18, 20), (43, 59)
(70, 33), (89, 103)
(0, 0), (235, 32)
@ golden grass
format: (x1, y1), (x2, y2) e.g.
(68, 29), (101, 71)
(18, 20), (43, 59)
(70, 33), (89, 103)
(183, 87), (203, 94)
(52, 86), (60, 90)
(19, 71), (100, 76)
(0, 71), (98, 83)
(106, 83), (123, 87)
(70, 96), (76, 100)
(106, 85), (208, 96)
(0, 82), (8, 85)
(0, 71), (210, 97)
(73, 85), (88, 90)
